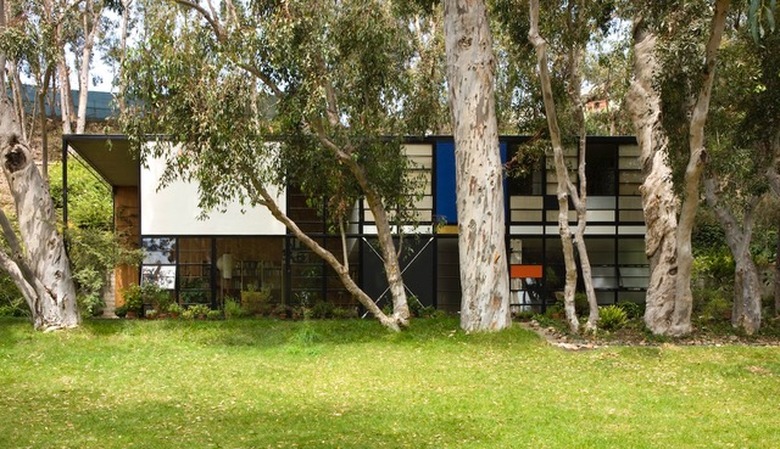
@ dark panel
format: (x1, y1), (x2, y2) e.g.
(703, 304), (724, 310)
(361, 237), (435, 308)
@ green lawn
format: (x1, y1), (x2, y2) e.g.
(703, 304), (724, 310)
(0, 317), (778, 449)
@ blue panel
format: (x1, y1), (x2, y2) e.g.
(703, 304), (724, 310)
(435, 139), (509, 225)
(435, 141), (457, 224)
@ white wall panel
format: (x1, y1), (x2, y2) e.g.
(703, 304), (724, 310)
(141, 147), (286, 236)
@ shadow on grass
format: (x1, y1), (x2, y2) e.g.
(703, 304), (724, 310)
(0, 391), (488, 449)
(1, 315), (543, 354)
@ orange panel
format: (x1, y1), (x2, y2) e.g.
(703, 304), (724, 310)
(510, 264), (543, 279)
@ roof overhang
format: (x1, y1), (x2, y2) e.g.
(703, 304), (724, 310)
(63, 134), (139, 187)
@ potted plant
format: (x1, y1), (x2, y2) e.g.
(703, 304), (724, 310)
(167, 303), (183, 319)
(122, 285), (144, 318)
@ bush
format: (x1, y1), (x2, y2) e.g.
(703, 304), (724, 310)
(599, 305), (628, 331)
(617, 300), (645, 320)
(311, 301), (335, 319)
(0, 274), (27, 317)
(223, 298), (245, 319)
(574, 292), (589, 316)
(701, 295), (732, 322)
(122, 285), (144, 312)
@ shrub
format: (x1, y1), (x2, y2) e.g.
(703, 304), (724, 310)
(701, 295), (732, 322)
(617, 300), (645, 320)
(223, 298), (245, 319)
(0, 274), (27, 317)
(114, 305), (128, 318)
(206, 310), (222, 320)
(574, 292), (589, 316)
(122, 285), (144, 313)
(167, 303), (183, 316)
(599, 305), (628, 331)
(311, 301), (334, 319)
(188, 304), (211, 319)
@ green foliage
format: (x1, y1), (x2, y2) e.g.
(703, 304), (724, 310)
(0, 274), (27, 318)
(182, 304), (211, 320)
(49, 161), (142, 317)
(598, 305), (628, 331)
(574, 292), (589, 316)
(121, 0), (438, 231)
(699, 293), (732, 322)
(616, 300), (645, 321)
(113, 305), (128, 318)
(223, 298), (246, 319)
(49, 161), (113, 231)
(310, 301), (335, 319)
(166, 303), (183, 317)
(122, 283), (170, 314)
(121, 285), (144, 312)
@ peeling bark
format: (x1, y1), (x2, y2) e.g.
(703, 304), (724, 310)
(0, 97), (79, 330)
(444, 0), (510, 332)
(626, 22), (679, 335)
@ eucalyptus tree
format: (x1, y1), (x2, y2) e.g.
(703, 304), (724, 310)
(122, 0), (442, 331)
(443, 0), (511, 332)
(626, 0), (730, 336)
(0, 1), (86, 330)
(702, 23), (779, 334)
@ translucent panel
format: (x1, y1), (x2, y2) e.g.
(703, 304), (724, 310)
(510, 196), (543, 209)
(619, 144), (640, 157)
(618, 196), (643, 209)
(586, 210), (615, 222)
(619, 210), (645, 222)
(511, 210), (543, 222)
(588, 197), (616, 209)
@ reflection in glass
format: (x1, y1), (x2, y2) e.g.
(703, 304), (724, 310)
(142, 238), (176, 264)
(142, 265), (176, 289)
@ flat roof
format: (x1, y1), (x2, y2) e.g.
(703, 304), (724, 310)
(63, 135), (139, 187)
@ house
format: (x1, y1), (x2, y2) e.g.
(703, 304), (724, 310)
(62, 134), (648, 314)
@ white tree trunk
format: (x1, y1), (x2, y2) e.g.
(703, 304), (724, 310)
(444, 0), (511, 332)
(0, 98), (79, 330)
(529, 0), (580, 333)
(670, 0), (729, 336)
(627, 23), (680, 335)
(568, 42), (599, 333)
(76, 1), (104, 134)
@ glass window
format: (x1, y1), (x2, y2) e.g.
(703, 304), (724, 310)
(585, 144), (617, 196)
(141, 238), (177, 290)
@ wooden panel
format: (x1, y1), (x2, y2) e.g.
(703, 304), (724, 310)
(510, 264), (543, 279)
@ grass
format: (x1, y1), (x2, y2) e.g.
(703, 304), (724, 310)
(0, 316), (778, 449)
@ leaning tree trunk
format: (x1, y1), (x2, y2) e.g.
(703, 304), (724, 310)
(529, 0), (579, 333)
(246, 175), (401, 331)
(444, 0), (511, 332)
(0, 98), (79, 330)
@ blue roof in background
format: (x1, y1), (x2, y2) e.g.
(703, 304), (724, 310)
(19, 84), (115, 121)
